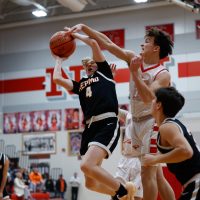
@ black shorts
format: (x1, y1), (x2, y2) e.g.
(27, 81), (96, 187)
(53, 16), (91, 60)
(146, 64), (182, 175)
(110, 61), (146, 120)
(3, 188), (9, 199)
(179, 179), (200, 200)
(80, 117), (120, 158)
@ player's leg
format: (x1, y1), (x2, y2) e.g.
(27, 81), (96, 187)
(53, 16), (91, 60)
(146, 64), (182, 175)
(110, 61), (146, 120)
(81, 117), (136, 199)
(84, 175), (116, 195)
(81, 145), (132, 198)
(81, 145), (117, 195)
(129, 158), (143, 200)
(138, 119), (158, 200)
(115, 155), (130, 185)
(141, 165), (158, 200)
(157, 164), (175, 200)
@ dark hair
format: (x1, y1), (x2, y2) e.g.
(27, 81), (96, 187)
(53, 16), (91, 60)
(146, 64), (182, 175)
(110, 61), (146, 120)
(145, 28), (173, 59)
(155, 87), (185, 117)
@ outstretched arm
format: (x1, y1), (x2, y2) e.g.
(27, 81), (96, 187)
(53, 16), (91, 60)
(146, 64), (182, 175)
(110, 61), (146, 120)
(71, 32), (105, 62)
(53, 57), (74, 91)
(67, 24), (135, 64)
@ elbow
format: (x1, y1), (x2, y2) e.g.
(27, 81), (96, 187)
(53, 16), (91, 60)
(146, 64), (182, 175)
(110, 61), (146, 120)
(53, 77), (61, 85)
(182, 148), (193, 160)
(96, 39), (113, 50)
(186, 148), (193, 159)
(105, 43), (115, 51)
(89, 39), (99, 48)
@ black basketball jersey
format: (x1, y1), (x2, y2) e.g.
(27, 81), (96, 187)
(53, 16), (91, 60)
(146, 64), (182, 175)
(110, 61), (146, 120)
(157, 118), (200, 185)
(72, 60), (118, 122)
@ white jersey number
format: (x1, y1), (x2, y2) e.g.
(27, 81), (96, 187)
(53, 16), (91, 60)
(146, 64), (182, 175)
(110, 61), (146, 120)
(86, 86), (92, 98)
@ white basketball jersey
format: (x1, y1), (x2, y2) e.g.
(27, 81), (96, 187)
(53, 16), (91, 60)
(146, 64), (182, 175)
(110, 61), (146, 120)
(129, 63), (168, 118)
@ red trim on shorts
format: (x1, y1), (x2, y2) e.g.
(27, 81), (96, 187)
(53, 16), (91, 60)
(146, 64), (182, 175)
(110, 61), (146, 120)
(153, 126), (159, 132)
(150, 138), (157, 145)
(150, 146), (158, 154)
(150, 138), (158, 154)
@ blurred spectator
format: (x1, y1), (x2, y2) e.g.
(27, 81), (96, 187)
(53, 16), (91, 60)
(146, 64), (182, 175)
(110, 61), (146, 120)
(45, 174), (54, 198)
(69, 172), (80, 200)
(20, 169), (29, 185)
(56, 175), (67, 200)
(14, 172), (33, 200)
(29, 168), (44, 192)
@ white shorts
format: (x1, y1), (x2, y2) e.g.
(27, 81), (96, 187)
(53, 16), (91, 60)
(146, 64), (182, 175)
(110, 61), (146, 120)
(130, 117), (159, 165)
(115, 155), (143, 198)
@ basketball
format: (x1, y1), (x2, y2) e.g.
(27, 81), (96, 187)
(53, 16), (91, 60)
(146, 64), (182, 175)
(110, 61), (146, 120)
(49, 31), (76, 58)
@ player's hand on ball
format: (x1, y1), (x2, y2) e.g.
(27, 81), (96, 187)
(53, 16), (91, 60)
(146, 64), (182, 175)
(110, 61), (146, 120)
(49, 31), (76, 58)
(69, 24), (83, 33)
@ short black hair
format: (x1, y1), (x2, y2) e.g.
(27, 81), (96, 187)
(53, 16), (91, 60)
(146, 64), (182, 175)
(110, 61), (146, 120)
(155, 87), (185, 117)
(145, 28), (173, 59)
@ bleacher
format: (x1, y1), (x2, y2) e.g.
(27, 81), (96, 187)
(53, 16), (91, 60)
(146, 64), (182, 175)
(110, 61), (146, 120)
(0, 139), (63, 200)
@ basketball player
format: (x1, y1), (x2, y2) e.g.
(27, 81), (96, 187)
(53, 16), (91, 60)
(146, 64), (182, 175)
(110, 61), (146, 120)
(0, 153), (10, 200)
(67, 24), (175, 200)
(52, 32), (136, 200)
(143, 87), (200, 200)
(117, 108), (143, 200)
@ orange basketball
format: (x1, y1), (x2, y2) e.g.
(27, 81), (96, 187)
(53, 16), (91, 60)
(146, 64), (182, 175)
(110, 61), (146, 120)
(49, 31), (76, 58)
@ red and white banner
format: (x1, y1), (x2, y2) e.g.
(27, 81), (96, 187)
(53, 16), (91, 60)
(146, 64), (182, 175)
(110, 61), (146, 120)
(0, 54), (200, 106)
(101, 29), (125, 48)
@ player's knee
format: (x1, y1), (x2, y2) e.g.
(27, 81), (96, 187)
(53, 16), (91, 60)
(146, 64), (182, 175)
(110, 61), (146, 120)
(141, 166), (157, 184)
(85, 179), (95, 190)
(80, 161), (91, 175)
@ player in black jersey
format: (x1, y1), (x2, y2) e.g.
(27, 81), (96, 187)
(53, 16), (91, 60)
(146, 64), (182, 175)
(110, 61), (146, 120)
(53, 32), (136, 200)
(0, 153), (10, 200)
(143, 87), (200, 200)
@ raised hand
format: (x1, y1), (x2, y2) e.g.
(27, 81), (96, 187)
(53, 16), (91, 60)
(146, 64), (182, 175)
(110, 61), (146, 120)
(129, 55), (143, 73)
(64, 24), (83, 33)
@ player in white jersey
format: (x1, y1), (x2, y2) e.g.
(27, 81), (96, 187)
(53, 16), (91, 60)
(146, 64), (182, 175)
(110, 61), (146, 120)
(116, 108), (143, 200)
(129, 63), (171, 155)
(67, 24), (175, 200)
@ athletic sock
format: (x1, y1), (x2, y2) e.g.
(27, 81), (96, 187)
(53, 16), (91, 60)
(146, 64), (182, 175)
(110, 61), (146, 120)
(111, 195), (119, 200)
(114, 183), (128, 198)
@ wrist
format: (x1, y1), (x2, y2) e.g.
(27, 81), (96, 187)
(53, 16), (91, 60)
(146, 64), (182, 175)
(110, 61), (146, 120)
(0, 192), (3, 197)
(82, 24), (88, 32)
(131, 71), (139, 78)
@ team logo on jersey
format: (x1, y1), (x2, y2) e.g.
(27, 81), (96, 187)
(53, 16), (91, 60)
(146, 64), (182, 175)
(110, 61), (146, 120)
(79, 77), (99, 91)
